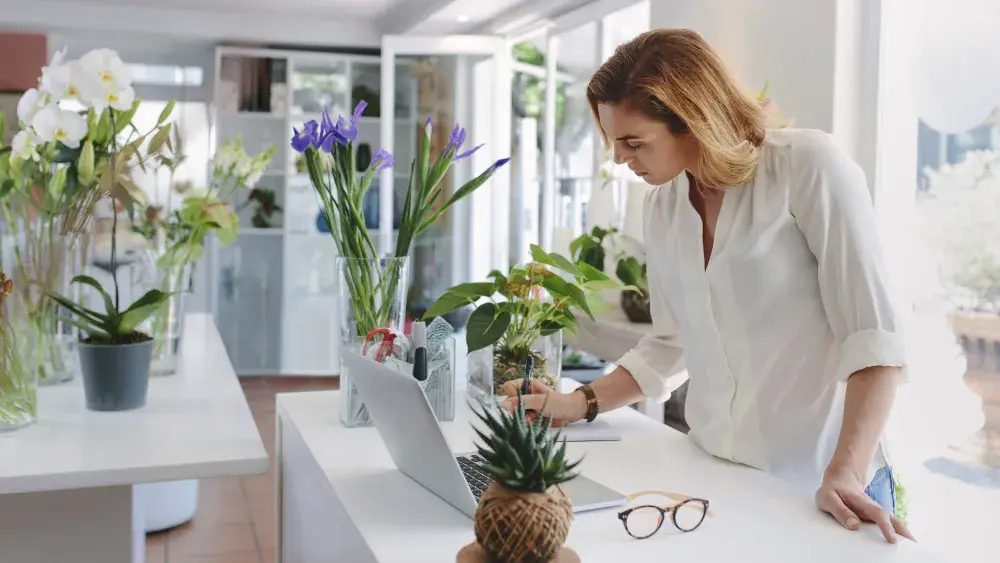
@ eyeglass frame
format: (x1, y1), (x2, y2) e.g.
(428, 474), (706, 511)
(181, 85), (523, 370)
(617, 490), (714, 539)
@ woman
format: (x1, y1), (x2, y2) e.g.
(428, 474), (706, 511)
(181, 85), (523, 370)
(504, 29), (913, 544)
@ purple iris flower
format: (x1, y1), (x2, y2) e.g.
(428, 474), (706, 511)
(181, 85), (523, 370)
(370, 148), (395, 171)
(290, 120), (319, 153)
(443, 123), (482, 161)
(424, 115), (432, 130)
(316, 107), (350, 152)
(486, 157), (511, 175)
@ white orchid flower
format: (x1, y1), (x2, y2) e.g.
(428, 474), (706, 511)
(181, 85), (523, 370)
(11, 129), (40, 162)
(90, 85), (136, 113)
(213, 142), (238, 171)
(40, 56), (91, 104)
(245, 160), (267, 189)
(79, 48), (133, 92)
(32, 105), (88, 149)
(16, 88), (46, 126)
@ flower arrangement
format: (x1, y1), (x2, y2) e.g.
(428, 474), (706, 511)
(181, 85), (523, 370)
(0, 47), (171, 383)
(425, 245), (624, 392)
(290, 101), (509, 339)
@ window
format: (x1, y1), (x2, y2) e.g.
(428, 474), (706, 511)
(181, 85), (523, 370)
(127, 63), (204, 87)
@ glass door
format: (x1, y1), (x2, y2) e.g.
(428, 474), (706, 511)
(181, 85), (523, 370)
(379, 36), (513, 320)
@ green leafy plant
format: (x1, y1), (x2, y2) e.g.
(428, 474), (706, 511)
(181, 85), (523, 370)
(46, 275), (168, 344)
(239, 187), (283, 228)
(426, 244), (627, 389)
(569, 225), (617, 273)
(472, 394), (581, 493)
(616, 256), (648, 295)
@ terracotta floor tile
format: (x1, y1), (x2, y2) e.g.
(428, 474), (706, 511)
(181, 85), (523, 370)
(174, 550), (262, 563)
(146, 531), (167, 563)
(168, 522), (258, 557)
(243, 472), (275, 496)
(252, 511), (278, 549)
(239, 377), (271, 390)
(199, 477), (245, 504)
(195, 494), (252, 525)
(259, 546), (276, 563)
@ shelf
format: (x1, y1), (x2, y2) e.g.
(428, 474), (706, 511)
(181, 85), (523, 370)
(239, 227), (284, 236)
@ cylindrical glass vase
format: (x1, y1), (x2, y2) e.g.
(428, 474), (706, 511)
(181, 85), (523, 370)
(338, 256), (410, 428)
(467, 331), (564, 405)
(0, 316), (39, 432)
(144, 258), (191, 376)
(3, 223), (84, 386)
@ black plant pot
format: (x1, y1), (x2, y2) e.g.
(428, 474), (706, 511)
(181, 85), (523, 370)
(78, 338), (154, 412)
(621, 290), (653, 324)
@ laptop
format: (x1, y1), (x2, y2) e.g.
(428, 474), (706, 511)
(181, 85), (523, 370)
(342, 350), (625, 518)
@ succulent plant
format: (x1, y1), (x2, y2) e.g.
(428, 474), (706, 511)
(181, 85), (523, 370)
(471, 394), (582, 493)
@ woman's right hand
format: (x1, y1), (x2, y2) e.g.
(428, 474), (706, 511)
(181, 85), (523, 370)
(500, 378), (587, 427)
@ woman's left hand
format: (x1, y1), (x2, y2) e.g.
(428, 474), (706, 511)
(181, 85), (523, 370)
(815, 468), (914, 543)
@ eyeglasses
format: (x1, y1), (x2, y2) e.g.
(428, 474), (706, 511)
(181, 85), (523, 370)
(618, 490), (713, 539)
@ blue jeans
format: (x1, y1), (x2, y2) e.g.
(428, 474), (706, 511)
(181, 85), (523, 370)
(864, 465), (896, 515)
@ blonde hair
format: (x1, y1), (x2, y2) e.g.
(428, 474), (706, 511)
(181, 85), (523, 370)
(587, 29), (768, 188)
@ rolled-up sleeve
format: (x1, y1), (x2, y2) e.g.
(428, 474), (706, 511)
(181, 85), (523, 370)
(616, 186), (687, 401)
(789, 131), (907, 382)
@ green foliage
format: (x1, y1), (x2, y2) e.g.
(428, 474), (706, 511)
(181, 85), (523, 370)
(471, 394), (581, 493)
(46, 276), (170, 344)
(569, 226), (616, 273)
(511, 42), (566, 126)
(616, 257), (648, 294)
(425, 244), (626, 354)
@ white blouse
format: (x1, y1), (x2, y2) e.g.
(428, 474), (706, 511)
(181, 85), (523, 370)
(617, 128), (907, 493)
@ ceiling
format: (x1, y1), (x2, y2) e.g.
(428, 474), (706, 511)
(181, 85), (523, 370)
(0, 0), (609, 48)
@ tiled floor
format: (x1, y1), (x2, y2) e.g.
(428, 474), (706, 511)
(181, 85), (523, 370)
(146, 377), (338, 563)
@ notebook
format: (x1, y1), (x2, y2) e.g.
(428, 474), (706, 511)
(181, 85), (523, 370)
(551, 418), (621, 442)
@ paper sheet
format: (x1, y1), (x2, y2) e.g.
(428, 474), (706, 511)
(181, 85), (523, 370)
(549, 419), (621, 442)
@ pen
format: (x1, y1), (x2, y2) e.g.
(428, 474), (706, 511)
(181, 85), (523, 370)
(412, 321), (428, 382)
(520, 356), (533, 396)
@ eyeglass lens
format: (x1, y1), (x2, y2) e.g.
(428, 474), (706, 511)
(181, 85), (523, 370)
(625, 506), (664, 539)
(672, 499), (708, 532)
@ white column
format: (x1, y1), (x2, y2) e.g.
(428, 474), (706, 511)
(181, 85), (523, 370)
(492, 45), (513, 272)
(379, 46), (396, 256)
(541, 33), (559, 252)
(451, 55), (471, 286)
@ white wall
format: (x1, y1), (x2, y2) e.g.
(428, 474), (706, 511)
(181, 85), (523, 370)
(649, 0), (879, 194)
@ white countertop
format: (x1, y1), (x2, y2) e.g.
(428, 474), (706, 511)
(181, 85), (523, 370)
(0, 314), (269, 495)
(275, 388), (947, 563)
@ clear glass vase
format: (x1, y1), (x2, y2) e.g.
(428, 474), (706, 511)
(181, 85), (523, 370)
(338, 256), (410, 428)
(0, 317), (38, 432)
(466, 331), (564, 405)
(136, 249), (191, 376)
(1, 221), (83, 386)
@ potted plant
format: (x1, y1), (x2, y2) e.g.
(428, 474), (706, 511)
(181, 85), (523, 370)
(426, 245), (624, 400)
(457, 395), (582, 563)
(0, 269), (36, 431)
(291, 102), (510, 427)
(569, 225), (616, 273)
(603, 232), (652, 324)
(7, 46), (177, 410)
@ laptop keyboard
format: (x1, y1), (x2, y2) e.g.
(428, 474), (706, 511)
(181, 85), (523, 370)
(456, 454), (492, 500)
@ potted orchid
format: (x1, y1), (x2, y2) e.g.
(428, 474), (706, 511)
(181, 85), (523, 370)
(604, 232), (651, 323)
(3, 46), (174, 410)
(291, 101), (509, 427)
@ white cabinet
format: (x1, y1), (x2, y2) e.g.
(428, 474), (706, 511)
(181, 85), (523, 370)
(211, 46), (418, 376)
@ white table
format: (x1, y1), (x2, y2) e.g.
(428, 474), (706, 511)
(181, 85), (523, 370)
(274, 386), (948, 563)
(0, 314), (269, 563)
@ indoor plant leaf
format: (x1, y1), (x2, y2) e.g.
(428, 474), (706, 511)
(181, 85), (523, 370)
(424, 291), (473, 319)
(70, 274), (117, 318)
(447, 282), (495, 300)
(117, 290), (171, 335)
(466, 302), (511, 352)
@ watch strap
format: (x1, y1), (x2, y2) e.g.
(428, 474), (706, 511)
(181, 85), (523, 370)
(577, 384), (599, 423)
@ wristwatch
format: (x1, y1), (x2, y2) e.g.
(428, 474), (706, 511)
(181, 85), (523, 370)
(575, 384), (599, 423)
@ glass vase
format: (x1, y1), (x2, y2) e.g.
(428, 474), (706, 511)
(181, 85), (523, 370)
(422, 334), (456, 422)
(466, 331), (564, 405)
(338, 256), (410, 428)
(0, 317), (38, 432)
(136, 250), (191, 376)
(2, 222), (84, 386)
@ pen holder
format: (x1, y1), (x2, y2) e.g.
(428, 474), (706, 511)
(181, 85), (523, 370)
(420, 335), (456, 422)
